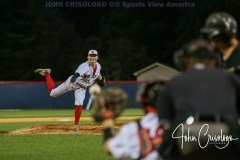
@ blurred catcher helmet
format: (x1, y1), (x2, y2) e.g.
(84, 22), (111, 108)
(101, 87), (128, 112)
(92, 87), (129, 122)
(200, 12), (237, 42)
(138, 81), (166, 108)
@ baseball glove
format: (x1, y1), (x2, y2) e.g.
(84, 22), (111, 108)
(92, 87), (128, 122)
(96, 76), (106, 87)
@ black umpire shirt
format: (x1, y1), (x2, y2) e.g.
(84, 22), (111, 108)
(223, 44), (240, 76)
(156, 64), (240, 121)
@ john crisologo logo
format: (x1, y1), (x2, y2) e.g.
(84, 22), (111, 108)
(172, 123), (239, 149)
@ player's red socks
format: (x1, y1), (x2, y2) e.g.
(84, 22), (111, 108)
(74, 105), (82, 125)
(44, 73), (55, 93)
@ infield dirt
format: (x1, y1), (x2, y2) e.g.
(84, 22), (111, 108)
(8, 123), (121, 135)
(1, 116), (140, 135)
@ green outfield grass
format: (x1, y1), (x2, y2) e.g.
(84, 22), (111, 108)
(0, 134), (114, 160)
(0, 121), (76, 132)
(0, 108), (144, 118)
(0, 109), (143, 160)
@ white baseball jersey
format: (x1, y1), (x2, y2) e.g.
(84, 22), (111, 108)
(49, 61), (101, 105)
(108, 113), (161, 160)
(74, 61), (101, 87)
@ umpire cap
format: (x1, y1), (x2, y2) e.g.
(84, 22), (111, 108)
(173, 39), (219, 70)
(185, 39), (215, 59)
(200, 12), (237, 41)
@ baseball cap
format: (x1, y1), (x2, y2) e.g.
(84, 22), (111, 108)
(88, 50), (98, 55)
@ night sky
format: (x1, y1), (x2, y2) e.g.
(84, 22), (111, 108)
(1, 0), (240, 80)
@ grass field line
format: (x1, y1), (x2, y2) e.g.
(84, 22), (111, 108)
(0, 116), (142, 123)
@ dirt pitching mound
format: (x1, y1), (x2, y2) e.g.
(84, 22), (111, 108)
(9, 123), (121, 135)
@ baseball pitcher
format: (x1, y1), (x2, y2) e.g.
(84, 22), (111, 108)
(35, 50), (105, 131)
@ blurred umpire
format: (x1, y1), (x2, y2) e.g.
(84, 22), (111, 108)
(156, 39), (240, 160)
(200, 12), (240, 76)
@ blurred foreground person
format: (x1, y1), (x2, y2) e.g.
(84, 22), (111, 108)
(157, 39), (240, 160)
(91, 82), (166, 160)
(201, 12), (240, 76)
